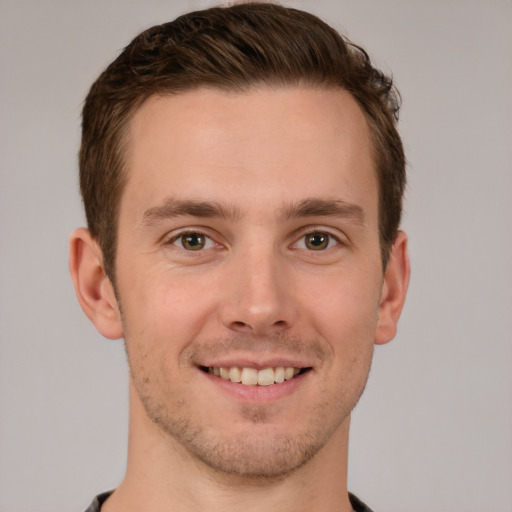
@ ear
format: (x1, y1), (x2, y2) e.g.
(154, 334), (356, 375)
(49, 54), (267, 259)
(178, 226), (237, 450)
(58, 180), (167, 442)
(375, 230), (411, 345)
(69, 228), (124, 339)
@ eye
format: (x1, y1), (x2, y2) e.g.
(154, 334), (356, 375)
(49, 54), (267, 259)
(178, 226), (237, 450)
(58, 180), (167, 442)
(172, 232), (215, 251)
(296, 231), (338, 251)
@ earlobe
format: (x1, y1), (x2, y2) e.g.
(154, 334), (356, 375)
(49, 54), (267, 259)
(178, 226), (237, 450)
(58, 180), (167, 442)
(69, 228), (124, 340)
(375, 230), (411, 345)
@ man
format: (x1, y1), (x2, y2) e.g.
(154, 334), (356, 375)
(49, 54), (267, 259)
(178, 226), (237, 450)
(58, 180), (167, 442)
(69, 2), (410, 511)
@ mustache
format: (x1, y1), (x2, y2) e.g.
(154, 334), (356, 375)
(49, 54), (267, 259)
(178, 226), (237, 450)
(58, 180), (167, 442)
(179, 333), (329, 366)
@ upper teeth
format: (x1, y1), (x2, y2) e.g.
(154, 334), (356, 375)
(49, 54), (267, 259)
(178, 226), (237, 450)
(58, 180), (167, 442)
(209, 366), (301, 386)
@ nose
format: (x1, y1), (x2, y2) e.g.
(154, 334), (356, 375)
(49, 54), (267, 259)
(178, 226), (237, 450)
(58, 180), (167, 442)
(218, 245), (298, 336)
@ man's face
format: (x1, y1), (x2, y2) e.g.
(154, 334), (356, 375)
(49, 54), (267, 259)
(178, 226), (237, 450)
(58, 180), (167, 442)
(114, 87), (385, 477)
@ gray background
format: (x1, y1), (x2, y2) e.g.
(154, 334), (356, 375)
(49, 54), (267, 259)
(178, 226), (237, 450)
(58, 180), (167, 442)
(1, 1), (511, 511)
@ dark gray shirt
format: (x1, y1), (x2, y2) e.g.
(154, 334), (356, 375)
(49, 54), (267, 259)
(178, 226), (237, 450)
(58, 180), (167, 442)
(85, 491), (375, 511)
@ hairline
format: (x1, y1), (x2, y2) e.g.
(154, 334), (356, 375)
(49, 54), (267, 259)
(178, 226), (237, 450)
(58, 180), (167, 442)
(106, 82), (389, 283)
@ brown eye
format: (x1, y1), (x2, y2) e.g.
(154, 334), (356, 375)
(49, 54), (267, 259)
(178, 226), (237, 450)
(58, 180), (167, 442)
(304, 232), (330, 250)
(179, 233), (206, 250)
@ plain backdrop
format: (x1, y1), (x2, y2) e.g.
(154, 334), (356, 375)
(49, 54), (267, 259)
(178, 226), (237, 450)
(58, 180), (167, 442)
(0, 1), (511, 511)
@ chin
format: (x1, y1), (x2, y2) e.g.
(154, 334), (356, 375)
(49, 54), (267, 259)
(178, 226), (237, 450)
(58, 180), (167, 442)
(175, 427), (324, 479)
(147, 399), (345, 480)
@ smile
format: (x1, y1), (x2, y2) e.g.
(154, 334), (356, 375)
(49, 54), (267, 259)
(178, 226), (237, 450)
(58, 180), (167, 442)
(201, 366), (309, 386)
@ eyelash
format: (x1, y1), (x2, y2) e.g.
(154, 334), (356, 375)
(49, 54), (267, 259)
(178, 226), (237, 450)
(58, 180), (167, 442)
(168, 231), (217, 251)
(292, 230), (341, 251)
(166, 228), (342, 252)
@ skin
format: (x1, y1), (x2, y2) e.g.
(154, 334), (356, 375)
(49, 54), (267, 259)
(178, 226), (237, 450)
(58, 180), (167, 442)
(70, 86), (410, 512)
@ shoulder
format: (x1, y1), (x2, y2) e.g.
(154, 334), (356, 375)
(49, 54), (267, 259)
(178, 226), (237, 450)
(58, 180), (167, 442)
(349, 493), (375, 512)
(84, 491), (113, 512)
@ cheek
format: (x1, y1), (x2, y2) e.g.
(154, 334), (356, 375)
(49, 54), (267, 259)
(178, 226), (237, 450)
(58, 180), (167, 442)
(300, 266), (382, 342)
(118, 264), (220, 347)
(296, 267), (381, 391)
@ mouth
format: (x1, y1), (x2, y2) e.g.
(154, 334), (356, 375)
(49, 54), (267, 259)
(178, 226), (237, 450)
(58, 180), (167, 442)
(199, 365), (311, 386)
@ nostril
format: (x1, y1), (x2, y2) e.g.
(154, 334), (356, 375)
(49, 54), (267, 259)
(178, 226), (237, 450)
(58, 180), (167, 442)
(231, 321), (249, 330)
(228, 319), (288, 334)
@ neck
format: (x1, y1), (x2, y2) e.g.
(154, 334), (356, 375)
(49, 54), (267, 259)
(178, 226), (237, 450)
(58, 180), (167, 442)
(104, 382), (354, 512)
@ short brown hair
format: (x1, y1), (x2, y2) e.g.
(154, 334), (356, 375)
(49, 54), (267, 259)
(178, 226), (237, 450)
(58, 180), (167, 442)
(79, 1), (405, 280)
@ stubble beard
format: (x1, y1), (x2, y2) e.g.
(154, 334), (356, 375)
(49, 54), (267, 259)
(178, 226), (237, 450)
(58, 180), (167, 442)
(126, 333), (373, 481)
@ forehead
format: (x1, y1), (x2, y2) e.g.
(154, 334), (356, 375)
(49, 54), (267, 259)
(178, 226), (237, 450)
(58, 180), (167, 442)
(122, 86), (377, 222)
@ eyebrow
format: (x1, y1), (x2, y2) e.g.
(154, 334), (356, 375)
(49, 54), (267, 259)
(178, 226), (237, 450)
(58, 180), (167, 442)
(140, 197), (365, 227)
(279, 198), (366, 224)
(141, 198), (241, 226)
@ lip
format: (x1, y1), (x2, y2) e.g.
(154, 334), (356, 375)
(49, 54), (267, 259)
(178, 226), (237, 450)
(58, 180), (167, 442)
(199, 368), (309, 403)
(197, 354), (313, 371)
